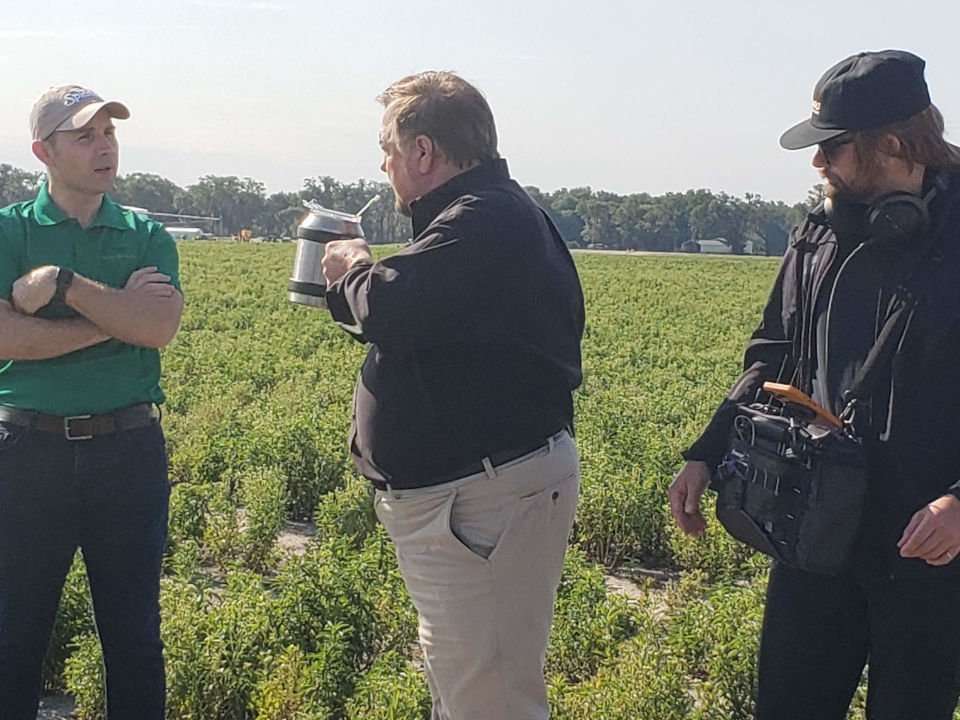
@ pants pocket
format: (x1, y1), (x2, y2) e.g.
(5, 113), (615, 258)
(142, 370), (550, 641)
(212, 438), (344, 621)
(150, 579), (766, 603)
(447, 487), (509, 562)
(0, 423), (30, 482)
(376, 488), (481, 565)
(488, 472), (579, 565)
(0, 422), (29, 456)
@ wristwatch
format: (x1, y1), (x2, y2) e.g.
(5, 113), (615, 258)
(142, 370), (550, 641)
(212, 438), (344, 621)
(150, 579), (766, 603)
(52, 267), (75, 305)
(947, 483), (960, 503)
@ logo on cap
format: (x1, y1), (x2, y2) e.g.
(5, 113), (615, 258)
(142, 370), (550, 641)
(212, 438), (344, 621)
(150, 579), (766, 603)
(63, 88), (99, 107)
(812, 99), (821, 115)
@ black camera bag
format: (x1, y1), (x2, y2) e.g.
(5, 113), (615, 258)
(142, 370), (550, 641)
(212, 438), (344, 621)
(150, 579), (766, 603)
(713, 403), (868, 575)
(712, 242), (921, 575)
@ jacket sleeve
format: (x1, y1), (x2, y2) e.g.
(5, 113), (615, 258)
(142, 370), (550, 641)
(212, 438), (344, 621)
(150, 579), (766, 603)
(682, 242), (802, 466)
(324, 198), (504, 352)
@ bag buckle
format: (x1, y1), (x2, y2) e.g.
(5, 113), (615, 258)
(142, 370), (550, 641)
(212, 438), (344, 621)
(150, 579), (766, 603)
(839, 399), (860, 438)
(64, 415), (94, 441)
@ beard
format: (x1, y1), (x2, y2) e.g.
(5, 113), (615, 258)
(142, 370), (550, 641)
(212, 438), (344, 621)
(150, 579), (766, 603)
(822, 163), (885, 204)
(822, 168), (886, 244)
(823, 175), (869, 203)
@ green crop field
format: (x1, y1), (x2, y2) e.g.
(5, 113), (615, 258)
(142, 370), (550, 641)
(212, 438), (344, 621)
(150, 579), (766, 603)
(46, 244), (885, 719)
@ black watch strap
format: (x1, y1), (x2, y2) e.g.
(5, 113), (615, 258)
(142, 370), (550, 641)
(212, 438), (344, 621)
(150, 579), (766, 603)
(52, 267), (75, 305)
(947, 484), (960, 502)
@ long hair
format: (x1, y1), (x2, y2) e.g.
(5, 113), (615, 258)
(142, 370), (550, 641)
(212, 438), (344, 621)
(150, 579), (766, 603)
(854, 104), (960, 176)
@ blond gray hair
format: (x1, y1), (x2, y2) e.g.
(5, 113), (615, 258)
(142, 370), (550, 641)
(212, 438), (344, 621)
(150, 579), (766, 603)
(378, 71), (499, 168)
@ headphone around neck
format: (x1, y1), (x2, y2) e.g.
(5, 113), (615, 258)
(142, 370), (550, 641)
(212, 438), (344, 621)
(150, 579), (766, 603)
(821, 171), (948, 248)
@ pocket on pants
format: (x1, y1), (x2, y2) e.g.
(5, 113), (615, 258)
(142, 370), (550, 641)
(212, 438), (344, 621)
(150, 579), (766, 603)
(376, 489), (493, 595)
(0, 422), (29, 461)
(443, 490), (498, 564)
(121, 423), (170, 490)
(446, 476), (577, 563)
(446, 487), (505, 562)
(485, 474), (578, 565)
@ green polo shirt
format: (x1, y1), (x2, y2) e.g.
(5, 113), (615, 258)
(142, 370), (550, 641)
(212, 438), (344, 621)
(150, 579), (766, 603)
(0, 184), (181, 415)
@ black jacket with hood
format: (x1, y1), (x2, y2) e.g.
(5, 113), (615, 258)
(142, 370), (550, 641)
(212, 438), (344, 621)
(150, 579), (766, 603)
(685, 169), (960, 578)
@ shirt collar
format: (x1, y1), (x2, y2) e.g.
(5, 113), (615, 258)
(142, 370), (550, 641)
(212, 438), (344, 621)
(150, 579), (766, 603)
(33, 182), (134, 231)
(32, 182), (69, 226)
(91, 194), (136, 230)
(410, 158), (511, 236)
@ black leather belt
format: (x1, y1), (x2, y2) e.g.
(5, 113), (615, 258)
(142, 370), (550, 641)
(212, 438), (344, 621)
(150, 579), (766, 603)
(0, 403), (160, 441)
(370, 428), (569, 491)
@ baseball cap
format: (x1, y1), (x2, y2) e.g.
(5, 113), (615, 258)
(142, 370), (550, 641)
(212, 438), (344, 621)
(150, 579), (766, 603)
(779, 50), (931, 150)
(30, 85), (130, 141)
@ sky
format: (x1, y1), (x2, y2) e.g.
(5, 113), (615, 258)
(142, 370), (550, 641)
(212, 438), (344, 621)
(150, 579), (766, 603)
(1, 0), (957, 205)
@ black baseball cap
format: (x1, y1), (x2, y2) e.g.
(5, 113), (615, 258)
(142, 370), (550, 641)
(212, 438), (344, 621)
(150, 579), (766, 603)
(780, 50), (931, 150)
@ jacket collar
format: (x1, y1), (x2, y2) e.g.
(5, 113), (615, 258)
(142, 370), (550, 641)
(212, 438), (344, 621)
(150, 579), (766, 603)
(410, 158), (511, 236)
(33, 182), (134, 231)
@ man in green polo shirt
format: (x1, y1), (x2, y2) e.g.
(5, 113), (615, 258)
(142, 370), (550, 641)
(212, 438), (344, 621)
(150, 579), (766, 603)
(0, 85), (183, 719)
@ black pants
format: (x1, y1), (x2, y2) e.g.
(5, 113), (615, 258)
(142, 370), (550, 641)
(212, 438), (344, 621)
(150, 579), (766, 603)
(0, 420), (169, 720)
(756, 562), (960, 720)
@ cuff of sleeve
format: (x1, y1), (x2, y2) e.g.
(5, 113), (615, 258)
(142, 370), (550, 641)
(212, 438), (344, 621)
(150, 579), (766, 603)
(681, 444), (723, 469)
(324, 280), (350, 323)
(324, 262), (373, 337)
(682, 401), (738, 468)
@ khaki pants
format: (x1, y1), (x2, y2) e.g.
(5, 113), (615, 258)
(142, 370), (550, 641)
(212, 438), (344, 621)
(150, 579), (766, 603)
(375, 430), (580, 720)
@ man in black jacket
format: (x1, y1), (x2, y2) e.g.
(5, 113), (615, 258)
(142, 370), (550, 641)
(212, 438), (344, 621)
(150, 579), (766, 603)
(670, 50), (960, 719)
(321, 71), (584, 720)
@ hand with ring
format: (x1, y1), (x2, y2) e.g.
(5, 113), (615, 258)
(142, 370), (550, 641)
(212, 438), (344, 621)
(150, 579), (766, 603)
(898, 493), (960, 566)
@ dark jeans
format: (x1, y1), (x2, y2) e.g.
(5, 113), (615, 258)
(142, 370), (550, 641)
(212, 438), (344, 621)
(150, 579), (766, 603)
(0, 420), (169, 720)
(756, 562), (960, 720)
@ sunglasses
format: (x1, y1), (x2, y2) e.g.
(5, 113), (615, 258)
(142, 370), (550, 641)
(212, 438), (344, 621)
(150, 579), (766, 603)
(818, 132), (855, 162)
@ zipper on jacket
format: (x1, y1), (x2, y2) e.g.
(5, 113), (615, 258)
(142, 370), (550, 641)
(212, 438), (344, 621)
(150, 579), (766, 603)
(800, 231), (837, 392)
(821, 241), (870, 417)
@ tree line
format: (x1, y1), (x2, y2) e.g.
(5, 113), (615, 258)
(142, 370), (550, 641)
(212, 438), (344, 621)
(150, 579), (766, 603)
(1, 163), (819, 254)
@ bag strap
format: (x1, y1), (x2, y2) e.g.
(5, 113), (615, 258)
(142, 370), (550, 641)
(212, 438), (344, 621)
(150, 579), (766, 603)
(841, 287), (917, 410)
(841, 172), (951, 418)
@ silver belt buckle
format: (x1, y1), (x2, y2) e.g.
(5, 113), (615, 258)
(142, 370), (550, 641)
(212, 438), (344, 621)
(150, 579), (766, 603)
(64, 415), (94, 441)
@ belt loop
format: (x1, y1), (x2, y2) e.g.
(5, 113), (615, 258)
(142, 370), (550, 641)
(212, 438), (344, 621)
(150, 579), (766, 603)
(547, 435), (556, 452)
(481, 456), (496, 479)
